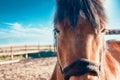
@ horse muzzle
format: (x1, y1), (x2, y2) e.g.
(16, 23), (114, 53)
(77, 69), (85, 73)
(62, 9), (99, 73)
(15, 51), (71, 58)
(59, 58), (101, 80)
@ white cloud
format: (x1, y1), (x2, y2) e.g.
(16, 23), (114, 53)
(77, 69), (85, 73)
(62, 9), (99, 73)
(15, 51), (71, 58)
(0, 22), (54, 45)
(107, 23), (120, 29)
(104, 0), (115, 15)
(5, 22), (24, 31)
(104, 0), (120, 29)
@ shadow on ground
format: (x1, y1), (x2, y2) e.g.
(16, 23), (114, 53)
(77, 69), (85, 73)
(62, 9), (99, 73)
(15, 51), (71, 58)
(23, 51), (57, 58)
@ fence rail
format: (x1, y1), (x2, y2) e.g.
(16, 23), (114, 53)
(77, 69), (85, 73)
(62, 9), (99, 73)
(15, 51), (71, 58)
(106, 29), (120, 35)
(0, 45), (54, 60)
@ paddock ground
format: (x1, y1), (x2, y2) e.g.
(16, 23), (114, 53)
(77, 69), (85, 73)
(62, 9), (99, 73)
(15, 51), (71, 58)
(0, 57), (57, 80)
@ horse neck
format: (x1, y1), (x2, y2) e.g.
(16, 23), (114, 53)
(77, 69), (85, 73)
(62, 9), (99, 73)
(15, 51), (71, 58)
(102, 50), (120, 80)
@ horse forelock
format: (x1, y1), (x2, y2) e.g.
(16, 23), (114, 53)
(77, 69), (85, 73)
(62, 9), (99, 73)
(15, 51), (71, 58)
(54, 0), (107, 30)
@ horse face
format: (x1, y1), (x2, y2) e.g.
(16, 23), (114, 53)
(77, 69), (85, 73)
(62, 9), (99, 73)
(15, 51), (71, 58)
(54, 17), (104, 80)
(54, 0), (106, 79)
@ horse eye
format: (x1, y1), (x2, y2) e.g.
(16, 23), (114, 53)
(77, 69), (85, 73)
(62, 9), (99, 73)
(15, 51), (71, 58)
(54, 28), (60, 36)
(101, 29), (106, 33)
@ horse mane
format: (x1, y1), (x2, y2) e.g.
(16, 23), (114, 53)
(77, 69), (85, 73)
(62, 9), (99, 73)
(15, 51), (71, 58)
(54, 0), (107, 29)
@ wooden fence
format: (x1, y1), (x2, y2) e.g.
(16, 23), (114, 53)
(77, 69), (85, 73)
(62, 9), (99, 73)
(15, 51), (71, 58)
(106, 29), (120, 35)
(0, 45), (54, 60)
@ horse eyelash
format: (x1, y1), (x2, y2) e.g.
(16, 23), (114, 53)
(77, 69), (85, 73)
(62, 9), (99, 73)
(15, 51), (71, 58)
(53, 28), (60, 36)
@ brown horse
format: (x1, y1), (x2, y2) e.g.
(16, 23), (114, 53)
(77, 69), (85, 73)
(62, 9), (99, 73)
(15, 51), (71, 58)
(50, 0), (120, 80)
(107, 40), (120, 63)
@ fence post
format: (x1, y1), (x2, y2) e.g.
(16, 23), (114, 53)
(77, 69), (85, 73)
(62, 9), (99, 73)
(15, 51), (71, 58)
(25, 45), (28, 58)
(49, 45), (52, 51)
(38, 45), (40, 52)
(10, 46), (14, 60)
(38, 45), (41, 57)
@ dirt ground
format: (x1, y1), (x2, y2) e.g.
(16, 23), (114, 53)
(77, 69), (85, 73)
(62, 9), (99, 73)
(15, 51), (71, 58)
(0, 57), (57, 80)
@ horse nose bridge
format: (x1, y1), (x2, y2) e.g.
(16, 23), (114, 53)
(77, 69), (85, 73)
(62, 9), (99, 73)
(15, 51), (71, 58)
(73, 42), (90, 58)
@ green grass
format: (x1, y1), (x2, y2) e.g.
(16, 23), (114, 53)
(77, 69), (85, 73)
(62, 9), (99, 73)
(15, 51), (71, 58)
(0, 55), (24, 62)
(0, 51), (56, 61)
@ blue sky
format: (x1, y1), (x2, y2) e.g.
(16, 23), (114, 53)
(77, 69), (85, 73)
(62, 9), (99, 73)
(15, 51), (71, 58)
(0, 0), (120, 46)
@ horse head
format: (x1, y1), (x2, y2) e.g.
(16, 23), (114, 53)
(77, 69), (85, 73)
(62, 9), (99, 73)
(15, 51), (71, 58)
(53, 0), (107, 80)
